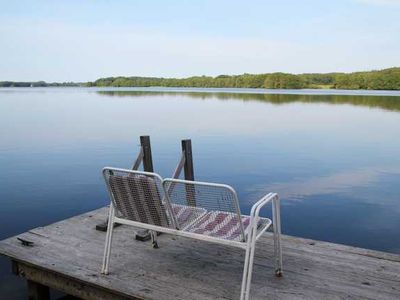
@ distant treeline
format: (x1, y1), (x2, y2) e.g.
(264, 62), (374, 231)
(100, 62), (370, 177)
(88, 67), (400, 90)
(2, 67), (400, 90)
(0, 81), (81, 87)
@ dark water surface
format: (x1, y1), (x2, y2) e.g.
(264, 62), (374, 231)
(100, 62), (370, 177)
(1, 87), (400, 298)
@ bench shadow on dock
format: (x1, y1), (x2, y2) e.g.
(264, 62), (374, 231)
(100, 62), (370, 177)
(0, 207), (399, 299)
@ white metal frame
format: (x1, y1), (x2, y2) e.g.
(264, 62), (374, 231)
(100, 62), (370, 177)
(101, 167), (282, 300)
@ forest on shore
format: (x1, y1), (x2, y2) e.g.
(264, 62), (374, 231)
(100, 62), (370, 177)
(2, 67), (400, 90)
(88, 67), (400, 90)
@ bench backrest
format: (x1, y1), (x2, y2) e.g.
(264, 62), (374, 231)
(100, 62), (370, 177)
(163, 178), (246, 241)
(103, 168), (174, 228)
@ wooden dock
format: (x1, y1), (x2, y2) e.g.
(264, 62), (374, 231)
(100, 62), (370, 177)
(0, 207), (399, 300)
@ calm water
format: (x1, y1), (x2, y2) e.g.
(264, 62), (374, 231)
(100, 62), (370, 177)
(1, 87), (400, 298)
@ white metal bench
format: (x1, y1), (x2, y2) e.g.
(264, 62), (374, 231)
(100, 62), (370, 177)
(101, 167), (283, 300)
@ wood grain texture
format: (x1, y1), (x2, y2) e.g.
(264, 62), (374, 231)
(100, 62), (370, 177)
(1, 207), (399, 300)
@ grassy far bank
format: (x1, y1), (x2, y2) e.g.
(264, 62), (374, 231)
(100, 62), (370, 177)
(1, 67), (400, 90)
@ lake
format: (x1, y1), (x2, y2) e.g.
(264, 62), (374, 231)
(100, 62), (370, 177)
(1, 87), (400, 298)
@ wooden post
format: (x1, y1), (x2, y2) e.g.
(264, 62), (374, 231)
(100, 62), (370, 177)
(181, 139), (194, 182)
(181, 139), (196, 206)
(96, 135), (154, 232)
(27, 280), (50, 300)
(140, 135), (154, 172)
(135, 135), (154, 241)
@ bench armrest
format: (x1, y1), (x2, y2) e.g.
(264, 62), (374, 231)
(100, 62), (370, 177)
(248, 192), (280, 242)
(250, 192), (278, 219)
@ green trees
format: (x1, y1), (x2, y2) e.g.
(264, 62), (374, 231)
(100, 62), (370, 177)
(264, 73), (304, 89)
(90, 73), (295, 89)
(332, 68), (400, 90)
(2, 68), (400, 90)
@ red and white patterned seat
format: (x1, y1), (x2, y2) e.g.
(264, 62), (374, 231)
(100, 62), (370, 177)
(170, 203), (207, 229)
(183, 211), (271, 241)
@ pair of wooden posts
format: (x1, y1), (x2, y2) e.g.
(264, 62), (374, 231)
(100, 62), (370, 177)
(96, 135), (195, 241)
(136, 135), (194, 182)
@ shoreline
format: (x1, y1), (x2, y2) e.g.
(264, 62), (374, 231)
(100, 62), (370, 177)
(2, 86), (400, 97)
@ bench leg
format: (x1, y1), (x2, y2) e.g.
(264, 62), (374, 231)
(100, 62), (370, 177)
(240, 243), (252, 300)
(150, 231), (159, 248)
(244, 218), (260, 300)
(240, 218), (258, 300)
(272, 196), (283, 276)
(101, 204), (115, 274)
(27, 280), (49, 300)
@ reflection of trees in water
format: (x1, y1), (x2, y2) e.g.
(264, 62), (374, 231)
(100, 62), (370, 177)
(97, 91), (400, 112)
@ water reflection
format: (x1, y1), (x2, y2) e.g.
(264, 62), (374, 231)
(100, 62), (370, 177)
(248, 165), (400, 202)
(97, 90), (400, 112)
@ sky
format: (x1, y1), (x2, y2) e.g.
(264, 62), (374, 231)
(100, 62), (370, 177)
(1, 0), (400, 82)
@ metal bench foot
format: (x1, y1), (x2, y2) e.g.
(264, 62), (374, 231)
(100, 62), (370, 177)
(275, 268), (283, 277)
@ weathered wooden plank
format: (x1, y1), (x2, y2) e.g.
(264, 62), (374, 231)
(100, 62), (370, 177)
(14, 209), (400, 298)
(16, 261), (138, 300)
(1, 207), (399, 300)
(1, 228), (221, 299)
(27, 210), (400, 295)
